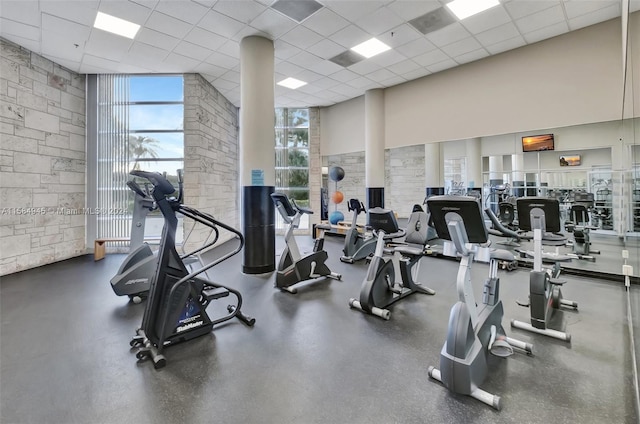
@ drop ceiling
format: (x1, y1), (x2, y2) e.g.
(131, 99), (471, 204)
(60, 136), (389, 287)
(1, 0), (638, 108)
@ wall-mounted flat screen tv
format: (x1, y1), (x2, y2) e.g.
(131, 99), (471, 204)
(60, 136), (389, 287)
(522, 134), (554, 152)
(559, 155), (581, 166)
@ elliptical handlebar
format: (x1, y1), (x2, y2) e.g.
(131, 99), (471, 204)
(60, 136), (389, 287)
(130, 170), (176, 200)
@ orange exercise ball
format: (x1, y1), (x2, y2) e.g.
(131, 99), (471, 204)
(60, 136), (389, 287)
(331, 191), (344, 204)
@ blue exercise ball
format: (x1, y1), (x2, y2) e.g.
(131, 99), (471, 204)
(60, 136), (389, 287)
(329, 211), (345, 225)
(329, 166), (345, 182)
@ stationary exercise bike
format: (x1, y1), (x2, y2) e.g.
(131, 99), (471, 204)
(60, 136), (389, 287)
(426, 195), (533, 410)
(129, 170), (255, 369)
(340, 198), (376, 263)
(511, 198), (578, 342)
(349, 206), (435, 320)
(565, 194), (600, 261)
(271, 193), (341, 294)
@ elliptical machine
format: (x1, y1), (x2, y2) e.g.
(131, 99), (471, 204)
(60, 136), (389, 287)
(271, 193), (341, 294)
(565, 193), (600, 261)
(426, 196), (533, 410)
(110, 170), (183, 302)
(349, 206), (435, 320)
(340, 199), (376, 263)
(511, 198), (578, 342)
(129, 170), (255, 369)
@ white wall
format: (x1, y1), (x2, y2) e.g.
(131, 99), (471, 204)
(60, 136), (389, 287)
(320, 95), (364, 155)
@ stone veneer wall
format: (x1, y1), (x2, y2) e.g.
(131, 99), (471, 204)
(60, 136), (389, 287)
(327, 152), (367, 224)
(0, 38), (86, 276)
(183, 74), (239, 249)
(308, 107), (322, 232)
(384, 144), (426, 216)
(325, 145), (427, 221)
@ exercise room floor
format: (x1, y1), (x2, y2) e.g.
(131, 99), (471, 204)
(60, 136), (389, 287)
(1, 235), (637, 424)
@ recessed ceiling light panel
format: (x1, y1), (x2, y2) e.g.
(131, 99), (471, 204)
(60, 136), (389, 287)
(350, 38), (391, 59)
(277, 77), (307, 89)
(446, 0), (500, 20)
(93, 11), (140, 39)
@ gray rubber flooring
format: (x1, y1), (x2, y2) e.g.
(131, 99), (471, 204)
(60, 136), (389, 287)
(1, 235), (638, 424)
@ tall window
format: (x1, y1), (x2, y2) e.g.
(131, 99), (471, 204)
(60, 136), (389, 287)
(275, 108), (310, 228)
(95, 75), (184, 241)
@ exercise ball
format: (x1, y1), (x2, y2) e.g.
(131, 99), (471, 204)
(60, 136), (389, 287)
(331, 190), (344, 204)
(329, 166), (345, 182)
(329, 211), (344, 225)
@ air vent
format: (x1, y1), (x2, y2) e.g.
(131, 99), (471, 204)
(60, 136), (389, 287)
(271, 0), (324, 23)
(408, 7), (456, 35)
(329, 50), (364, 68)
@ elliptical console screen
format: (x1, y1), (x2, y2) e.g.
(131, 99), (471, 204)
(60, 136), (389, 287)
(426, 196), (488, 244)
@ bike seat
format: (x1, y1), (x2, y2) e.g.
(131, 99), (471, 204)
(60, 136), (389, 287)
(490, 249), (516, 262)
(549, 277), (566, 286)
(296, 205), (314, 215)
(394, 245), (425, 257)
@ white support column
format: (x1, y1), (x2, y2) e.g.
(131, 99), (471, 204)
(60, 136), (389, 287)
(465, 138), (481, 195)
(239, 36), (276, 274)
(425, 142), (444, 198)
(365, 88), (385, 208)
(512, 153), (525, 197)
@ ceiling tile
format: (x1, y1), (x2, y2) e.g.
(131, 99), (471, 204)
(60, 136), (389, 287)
(427, 58), (457, 73)
(568, 4), (621, 31)
(45, 55), (82, 72)
(369, 49), (408, 67)
(401, 67), (431, 81)
(379, 75), (406, 87)
(184, 27), (228, 50)
(355, 6), (405, 35)
(330, 25), (371, 49)
(395, 37), (438, 57)
(459, 5), (512, 35)
(42, 14), (91, 39)
(213, 0), (267, 24)
(41, 31), (85, 62)
(366, 68), (396, 82)
(194, 62), (228, 79)
(127, 41), (170, 62)
(98, 1), (153, 24)
(173, 40), (212, 61)
(485, 36), (526, 55)
(310, 60), (344, 75)
(40, 1), (99, 27)
(440, 37), (481, 57)
(250, 9), (298, 39)
(454, 48), (489, 64)
(218, 40), (240, 58)
(515, 5), (565, 34)
(288, 51), (324, 68)
(475, 22), (520, 46)
(212, 78), (239, 91)
(82, 53), (120, 72)
(231, 26), (270, 42)
(6, 34), (41, 55)
(523, 21), (569, 44)
(504, 0), (558, 21)
(0, 18), (39, 42)
(164, 52), (202, 71)
(307, 39), (346, 60)
(198, 9), (245, 38)
(275, 61), (305, 76)
(426, 22), (471, 47)
(295, 69), (324, 82)
(312, 77), (342, 90)
(297, 83), (325, 95)
(136, 28), (181, 51)
(329, 68), (361, 82)
(84, 30), (133, 62)
(413, 48), (450, 67)
(386, 0), (441, 21)
(0, 1), (40, 26)
(387, 59), (421, 75)
(220, 70), (240, 83)
(565, 0), (619, 20)
(279, 26), (324, 50)
(323, 0), (390, 22)
(347, 59), (382, 75)
(301, 8), (350, 37)
(146, 11), (194, 39)
(204, 51), (239, 69)
(274, 40), (303, 60)
(376, 24), (421, 49)
(154, 0), (211, 24)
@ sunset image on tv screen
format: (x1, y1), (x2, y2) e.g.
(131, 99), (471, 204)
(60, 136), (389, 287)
(522, 134), (554, 152)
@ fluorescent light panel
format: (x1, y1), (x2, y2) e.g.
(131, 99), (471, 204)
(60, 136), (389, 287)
(277, 77), (307, 89)
(94, 11), (140, 39)
(446, 0), (500, 20)
(350, 38), (391, 59)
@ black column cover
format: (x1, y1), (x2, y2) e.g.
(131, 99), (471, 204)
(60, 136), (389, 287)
(242, 185), (275, 274)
